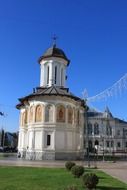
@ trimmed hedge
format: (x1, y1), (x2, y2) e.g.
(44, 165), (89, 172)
(82, 173), (99, 189)
(65, 161), (76, 171)
(71, 165), (84, 178)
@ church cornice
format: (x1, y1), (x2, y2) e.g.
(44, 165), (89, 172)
(16, 86), (86, 109)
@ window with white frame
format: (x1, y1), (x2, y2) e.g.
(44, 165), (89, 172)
(94, 123), (99, 135)
(88, 123), (92, 135)
(117, 142), (121, 148)
(47, 134), (51, 146)
(47, 66), (49, 84)
(117, 130), (120, 136)
(55, 66), (57, 84)
(106, 141), (109, 147)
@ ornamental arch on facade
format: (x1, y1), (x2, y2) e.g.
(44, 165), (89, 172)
(29, 105), (34, 123)
(20, 102), (83, 126)
(67, 106), (73, 124)
(35, 104), (43, 122)
(56, 104), (66, 123)
(77, 109), (80, 125)
(21, 109), (28, 126)
(45, 104), (54, 122)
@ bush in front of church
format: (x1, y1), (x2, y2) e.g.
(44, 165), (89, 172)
(71, 165), (84, 178)
(65, 161), (76, 171)
(82, 173), (99, 190)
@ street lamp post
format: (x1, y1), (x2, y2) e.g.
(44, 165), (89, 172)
(85, 105), (90, 167)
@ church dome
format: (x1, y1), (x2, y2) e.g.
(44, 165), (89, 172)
(38, 44), (70, 65)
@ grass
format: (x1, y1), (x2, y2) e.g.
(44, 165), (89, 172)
(0, 166), (126, 190)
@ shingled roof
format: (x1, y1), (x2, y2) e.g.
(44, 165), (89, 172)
(16, 86), (85, 109)
(38, 44), (70, 65)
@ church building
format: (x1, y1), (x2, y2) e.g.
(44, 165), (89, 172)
(16, 42), (87, 160)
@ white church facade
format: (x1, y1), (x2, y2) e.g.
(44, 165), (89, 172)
(17, 43), (87, 160)
(17, 43), (127, 160)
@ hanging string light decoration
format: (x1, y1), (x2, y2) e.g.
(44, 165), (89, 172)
(86, 73), (127, 102)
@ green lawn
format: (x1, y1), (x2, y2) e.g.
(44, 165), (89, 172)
(0, 166), (126, 190)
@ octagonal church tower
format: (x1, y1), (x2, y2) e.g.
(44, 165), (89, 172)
(16, 43), (86, 160)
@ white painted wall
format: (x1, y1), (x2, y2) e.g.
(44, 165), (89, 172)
(28, 131), (33, 149)
(18, 96), (85, 160)
(35, 131), (42, 149)
(55, 131), (65, 150)
(40, 58), (67, 87)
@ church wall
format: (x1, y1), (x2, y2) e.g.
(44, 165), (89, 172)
(43, 129), (55, 150)
(35, 131), (42, 149)
(18, 95), (85, 160)
(55, 131), (65, 150)
(28, 131), (33, 149)
(67, 131), (73, 149)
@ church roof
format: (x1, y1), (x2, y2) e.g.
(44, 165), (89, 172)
(38, 45), (70, 65)
(114, 118), (127, 124)
(16, 86), (85, 109)
(87, 108), (103, 117)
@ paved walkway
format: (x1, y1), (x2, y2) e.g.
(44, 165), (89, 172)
(0, 157), (127, 184)
(98, 162), (127, 184)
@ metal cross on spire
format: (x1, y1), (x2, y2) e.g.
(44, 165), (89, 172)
(52, 34), (58, 47)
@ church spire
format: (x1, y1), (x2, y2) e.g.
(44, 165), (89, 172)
(52, 34), (58, 47)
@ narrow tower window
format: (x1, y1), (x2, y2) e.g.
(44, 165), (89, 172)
(47, 66), (49, 84)
(47, 134), (51, 146)
(61, 68), (63, 86)
(55, 66), (57, 84)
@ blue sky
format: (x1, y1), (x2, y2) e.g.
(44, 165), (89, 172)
(0, 0), (127, 132)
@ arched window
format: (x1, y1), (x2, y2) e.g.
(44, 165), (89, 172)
(94, 123), (99, 135)
(106, 125), (112, 136)
(110, 127), (112, 135)
(75, 110), (80, 125)
(22, 110), (27, 126)
(117, 142), (121, 148)
(106, 120), (112, 136)
(88, 123), (92, 135)
(55, 66), (57, 84)
(35, 105), (42, 122)
(29, 106), (34, 123)
(68, 107), (73, 124)
(45, 105), (53, 122)
(61, 68), (63, 86)
(47, 66), (49, 84)
(56, 105), (65, 122)
(111, 141), (114, 147)
(95, 140), (99, 146)
(88, 140), (93, 152)
(117, 130), (120, 136)
(106, 126), (109, 135)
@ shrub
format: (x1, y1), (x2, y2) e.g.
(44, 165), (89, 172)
(71, 165), (84, 178)
(65, 161), (76, 171)
(82, 173), (99, 190)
